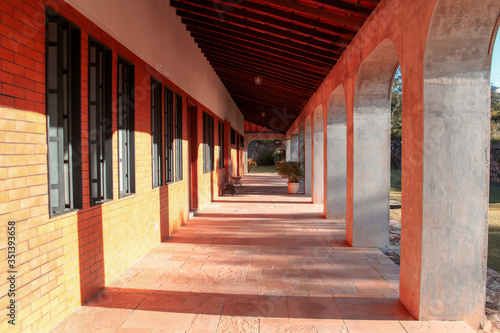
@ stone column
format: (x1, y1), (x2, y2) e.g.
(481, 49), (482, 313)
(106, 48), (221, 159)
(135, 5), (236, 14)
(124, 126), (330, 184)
(351, 40), (396, 249)
(313, 106), (325, 204)
(299, 123), (305, 192)
(290, 134), (299, 161)
(285, 139), (291, 161)
(304, 116), (312, 196)
(398, 0), (497, 327)
(326, 87), (347, 219)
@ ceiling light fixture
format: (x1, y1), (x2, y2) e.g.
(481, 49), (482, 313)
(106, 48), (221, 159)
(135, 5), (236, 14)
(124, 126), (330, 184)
(261, 111), (266, 117)
(254, 76), (262, 85)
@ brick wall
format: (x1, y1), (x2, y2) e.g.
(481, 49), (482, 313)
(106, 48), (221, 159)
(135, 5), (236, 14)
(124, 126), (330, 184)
(197, 108), (229, 209)
(0, 1), (240, 331)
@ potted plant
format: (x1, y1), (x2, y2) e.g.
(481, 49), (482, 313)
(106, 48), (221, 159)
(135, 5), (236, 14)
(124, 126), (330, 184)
(276, 160), (304, 194)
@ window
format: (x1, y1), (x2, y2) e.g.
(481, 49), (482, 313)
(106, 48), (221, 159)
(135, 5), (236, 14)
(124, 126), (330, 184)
(46, 9), (82, 216)
(218, 121), (225, 169)
(231, 129), (236, 145)
(88, 39), (113, 205)
(203, 111), (214, 173)
(165, 88), (174, 183)
(117, 57), (135, 196)
(240, 135), (244, 147)
(175, 93), (183, 182)
(151, 78), (162, 187)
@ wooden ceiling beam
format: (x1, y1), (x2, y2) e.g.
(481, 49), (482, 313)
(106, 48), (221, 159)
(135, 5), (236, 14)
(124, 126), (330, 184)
(215, 69), (315, 98)
(185, 22), (342, 60)
(172, 0), (381, 133)
(195, 39), (331, 74)
(204, 54), (320, 87)
(191, 31), (336, 68)
(236, 97), (302, 115)
(180, 14), (343, 52)
(187, 0), (362, 32)
(224, 80), (308, 105)
(172, 2), (354, 44)
(220, 76), (310, 103)
(308, 0), (374, 15)
(241, 106), (299, 133)
(256, 0), (373, 21)
(230, 93), (288, 109)
(226, 84), (306, 107)
(196, 39), (331, 76)
(208, 60), (318, 91)
(199, 44), (326, 81)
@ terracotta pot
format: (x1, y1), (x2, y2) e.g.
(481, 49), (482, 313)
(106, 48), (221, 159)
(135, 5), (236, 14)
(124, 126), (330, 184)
(287, 182), (300, 194)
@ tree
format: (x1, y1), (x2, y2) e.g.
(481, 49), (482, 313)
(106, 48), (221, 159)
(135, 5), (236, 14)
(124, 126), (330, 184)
(391, 66), (402, 139)
(493, 85), (500, 114)
(491, 85), (500, 142)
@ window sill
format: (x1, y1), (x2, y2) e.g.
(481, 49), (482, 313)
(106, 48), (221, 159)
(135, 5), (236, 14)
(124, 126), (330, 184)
(119, 193), (136, 200)
(91, 198), (113, 206)
(50, 208), (80, 219)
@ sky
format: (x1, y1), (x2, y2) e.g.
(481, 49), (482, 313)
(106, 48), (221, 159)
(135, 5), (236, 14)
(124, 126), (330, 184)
(492, 36), (500, 87)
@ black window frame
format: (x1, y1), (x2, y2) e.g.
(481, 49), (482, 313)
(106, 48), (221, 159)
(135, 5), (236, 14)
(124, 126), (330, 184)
(165, 87), (174, 184)
(46, 8), (82, 217)
(203, 111), (215, 173)
(218, 121), (225, 169)
(151, 77), (163, 188)
(230, 129), (236, 145)
(88, 38), (113, 206)
(117, 56), (136, 197)
(175, 93), (183, 182)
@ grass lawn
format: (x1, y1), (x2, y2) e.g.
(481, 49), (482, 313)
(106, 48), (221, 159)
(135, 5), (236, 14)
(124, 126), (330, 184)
(488, 183), (500, 271)
(390, 169), (500, 271)
(249, 165), (277, 174)
(390, 169), (402, 222)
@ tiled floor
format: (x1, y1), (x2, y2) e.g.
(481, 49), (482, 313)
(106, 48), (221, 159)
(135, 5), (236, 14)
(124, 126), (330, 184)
(51, 174), (475, 333)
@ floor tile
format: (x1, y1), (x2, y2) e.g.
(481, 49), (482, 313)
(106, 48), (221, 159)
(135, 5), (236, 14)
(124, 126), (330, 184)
(215, 316), (259, 333)
(120, 310), (195, 331)
(50, 174), (476, 333)
(344, 320), (407, 333)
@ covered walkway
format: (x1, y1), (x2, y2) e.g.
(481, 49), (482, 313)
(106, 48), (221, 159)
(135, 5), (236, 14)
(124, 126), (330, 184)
(51, 174), (473, 332)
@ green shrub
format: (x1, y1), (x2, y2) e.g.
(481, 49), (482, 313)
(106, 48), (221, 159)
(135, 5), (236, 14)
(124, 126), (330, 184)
(272, 149), (285, 165)
(257, 150), (274, 166)
(248, 158), (257, 171)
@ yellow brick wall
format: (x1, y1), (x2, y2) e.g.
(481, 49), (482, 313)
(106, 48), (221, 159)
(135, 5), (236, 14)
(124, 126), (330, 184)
(0, 1), (236, 332)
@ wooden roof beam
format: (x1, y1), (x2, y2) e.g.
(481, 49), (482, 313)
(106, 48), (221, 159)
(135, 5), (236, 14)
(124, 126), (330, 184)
(190, 0), (363, 31)
(172, 2), (354, 43)
(191, 31), (336, 67)
(199, 44), (327, 81)
(185, 22), (342, 59)
(260, 0), (373, 19)
(180, 14), (344, 52)
(204, 54), (320, 87)
(195, 39), (331, 75)
(215, 69), (315, 98)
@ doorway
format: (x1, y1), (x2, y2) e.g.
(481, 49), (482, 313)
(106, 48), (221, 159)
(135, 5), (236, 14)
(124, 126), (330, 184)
(187, 100), (198, 211)
(236, 135), (240, 177)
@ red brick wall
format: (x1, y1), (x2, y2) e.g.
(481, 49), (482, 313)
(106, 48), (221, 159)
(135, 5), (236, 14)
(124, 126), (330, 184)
(0, 1), (235, 331)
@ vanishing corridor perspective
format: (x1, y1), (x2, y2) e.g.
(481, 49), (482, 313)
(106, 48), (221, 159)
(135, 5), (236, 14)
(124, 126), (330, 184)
(0, 0), (499, 332)
(50, 174), (474, 332)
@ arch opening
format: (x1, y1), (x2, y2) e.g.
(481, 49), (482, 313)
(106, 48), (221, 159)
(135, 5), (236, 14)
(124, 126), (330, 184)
(351, 39), (399, 249)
